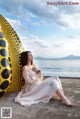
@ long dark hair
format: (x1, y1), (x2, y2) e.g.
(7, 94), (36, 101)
(21, 51), (33, 67)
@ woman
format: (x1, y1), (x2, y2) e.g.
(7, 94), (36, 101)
(14, 51), (74, 107)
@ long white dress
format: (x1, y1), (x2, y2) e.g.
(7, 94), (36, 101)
(14, 69), (63, 107)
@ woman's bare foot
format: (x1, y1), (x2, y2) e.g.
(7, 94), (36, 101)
(60, 98), (75, 107)
(56, 89), (75, 107)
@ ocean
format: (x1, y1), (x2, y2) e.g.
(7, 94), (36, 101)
(34, 59), (80, 78)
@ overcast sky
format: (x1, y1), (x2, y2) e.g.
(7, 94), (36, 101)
(0, 0), (80, 58)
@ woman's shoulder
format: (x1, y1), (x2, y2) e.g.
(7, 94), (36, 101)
(22, 65), (29, 72)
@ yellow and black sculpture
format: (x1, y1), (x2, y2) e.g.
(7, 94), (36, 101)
(0, 15), (24, 97)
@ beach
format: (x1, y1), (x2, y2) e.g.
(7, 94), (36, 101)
(0, 77), (80, 119)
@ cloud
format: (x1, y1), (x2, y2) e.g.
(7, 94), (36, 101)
(0, 0), (80, 58)
(57, 13), (80, 29)
(54, 44), (63, 47)
(20, 35), (62, 49)
(66, 35), (74, 39)
(30, 35), (52, 48)
(20, 34), (80, 50)
(19, 34), (80, 58)
(0, 0), (80, 29)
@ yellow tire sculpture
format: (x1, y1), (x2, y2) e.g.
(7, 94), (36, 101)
(0, 29), (12, 97)
(0, 14), (24, 97)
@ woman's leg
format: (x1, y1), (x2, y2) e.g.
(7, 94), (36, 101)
(56, 77), (64, 94)
(52, 77), (64, 100)
(56, 89), (73, 106)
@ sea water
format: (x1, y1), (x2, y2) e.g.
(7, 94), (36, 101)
(34, 59), (80, 78)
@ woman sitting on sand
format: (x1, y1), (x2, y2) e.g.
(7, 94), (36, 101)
(14, 51), (74, 107)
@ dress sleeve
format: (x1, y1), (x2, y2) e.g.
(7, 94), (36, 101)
(22, 71), (35, 85)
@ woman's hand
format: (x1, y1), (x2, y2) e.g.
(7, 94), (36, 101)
(32, 67), (39, 73)
(37, 71), (44, 80)
(34, 78), (38, 83)
(32, 65), (44, 80)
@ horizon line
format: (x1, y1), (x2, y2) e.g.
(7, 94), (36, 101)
(34, 55), (80, 59)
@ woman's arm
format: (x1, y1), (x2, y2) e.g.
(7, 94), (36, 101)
(33, 64), (44, 80)
(22, 66), (36, 85)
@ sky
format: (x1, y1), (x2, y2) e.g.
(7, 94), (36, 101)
(0, 0), (80, 58)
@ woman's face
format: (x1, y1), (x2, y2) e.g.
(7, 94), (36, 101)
(28, 52), (33, 62)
